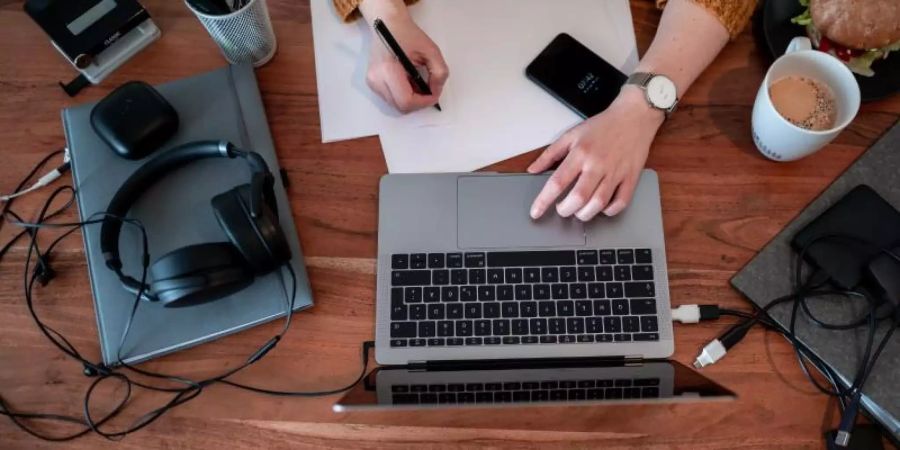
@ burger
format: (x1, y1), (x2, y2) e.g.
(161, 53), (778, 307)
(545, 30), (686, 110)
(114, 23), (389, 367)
(792, 0), (900, 77)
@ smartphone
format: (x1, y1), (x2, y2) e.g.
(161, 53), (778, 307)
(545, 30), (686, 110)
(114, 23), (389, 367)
(526, 33), (627, 118)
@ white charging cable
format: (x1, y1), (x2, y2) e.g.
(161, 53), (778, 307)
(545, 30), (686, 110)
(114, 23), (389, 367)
(0, 149), (71, 202)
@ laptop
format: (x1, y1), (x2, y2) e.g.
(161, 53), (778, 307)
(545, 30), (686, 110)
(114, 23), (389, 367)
(334, 170), (734, 410)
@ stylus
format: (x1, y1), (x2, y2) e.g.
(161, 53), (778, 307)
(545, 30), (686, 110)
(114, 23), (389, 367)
(373, 18), (442, 112)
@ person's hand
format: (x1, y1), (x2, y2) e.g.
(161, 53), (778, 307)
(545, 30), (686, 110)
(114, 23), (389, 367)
(360, 0), (448, 113)
(528, 87), (665, 221)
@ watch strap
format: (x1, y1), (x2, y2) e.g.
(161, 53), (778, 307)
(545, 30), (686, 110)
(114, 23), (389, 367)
(626, 72), (654, 87)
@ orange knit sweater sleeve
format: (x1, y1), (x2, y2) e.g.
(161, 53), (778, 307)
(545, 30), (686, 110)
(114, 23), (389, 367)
(657, 0), (759, 38)
(333, 0), (419, 22)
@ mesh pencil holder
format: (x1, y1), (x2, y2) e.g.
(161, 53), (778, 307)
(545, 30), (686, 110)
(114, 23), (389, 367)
(186, 0), (278, 67)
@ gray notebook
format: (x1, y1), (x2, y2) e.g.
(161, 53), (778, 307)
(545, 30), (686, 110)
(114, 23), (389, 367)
(62, 64), (313, 366)
(731, 122), (900, 440)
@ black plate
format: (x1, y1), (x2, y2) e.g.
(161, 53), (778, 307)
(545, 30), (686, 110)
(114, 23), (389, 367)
(762, 0), (900, 102)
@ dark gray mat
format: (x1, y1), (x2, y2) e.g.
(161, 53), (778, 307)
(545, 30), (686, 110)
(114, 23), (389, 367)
(731, 121), (900, 439)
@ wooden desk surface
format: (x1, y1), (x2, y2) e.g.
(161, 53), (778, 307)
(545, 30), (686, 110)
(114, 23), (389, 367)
(0, 1), (898, 448)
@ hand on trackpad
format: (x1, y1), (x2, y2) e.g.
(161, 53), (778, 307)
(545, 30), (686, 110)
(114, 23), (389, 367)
(457, 175), (586, 249)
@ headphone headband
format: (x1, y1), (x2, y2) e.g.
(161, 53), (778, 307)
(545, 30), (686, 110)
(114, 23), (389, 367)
(99, 140), (272, 272)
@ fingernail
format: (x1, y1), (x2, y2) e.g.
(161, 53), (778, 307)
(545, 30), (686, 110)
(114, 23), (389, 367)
(530, 204), (541, 219)
(557, 197), (579, 217)
(603, 202), (624, 217)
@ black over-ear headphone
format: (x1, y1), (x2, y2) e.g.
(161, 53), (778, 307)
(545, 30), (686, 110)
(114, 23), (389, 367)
(99, 140), (292, 308)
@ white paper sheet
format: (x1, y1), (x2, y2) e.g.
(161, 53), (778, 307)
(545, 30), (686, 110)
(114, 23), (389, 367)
(311, 0), (639, 171)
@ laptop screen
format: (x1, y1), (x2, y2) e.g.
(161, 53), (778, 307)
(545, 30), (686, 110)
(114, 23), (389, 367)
(334, 360), (734, 412)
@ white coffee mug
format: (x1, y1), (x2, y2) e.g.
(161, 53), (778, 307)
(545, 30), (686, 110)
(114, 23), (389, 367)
(751, 37), (860, 161)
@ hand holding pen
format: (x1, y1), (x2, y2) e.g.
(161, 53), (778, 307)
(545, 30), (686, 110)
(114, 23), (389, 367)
(359, 1), (448, 113)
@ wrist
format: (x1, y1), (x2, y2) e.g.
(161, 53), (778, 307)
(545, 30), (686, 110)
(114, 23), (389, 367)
(359, 0), (412, 26)
(615, 85), (666, 130)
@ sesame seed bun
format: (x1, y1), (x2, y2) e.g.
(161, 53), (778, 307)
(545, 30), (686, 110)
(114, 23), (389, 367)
(810, 0), (900, 49)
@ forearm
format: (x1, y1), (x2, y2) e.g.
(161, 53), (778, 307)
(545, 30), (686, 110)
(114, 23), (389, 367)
(635, 0), (731, 95)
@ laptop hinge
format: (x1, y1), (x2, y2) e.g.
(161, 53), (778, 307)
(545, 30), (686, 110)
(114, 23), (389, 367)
(407, 361), (428, 372)
(624, 355), (644, 366)
(409, 356), (632, 372)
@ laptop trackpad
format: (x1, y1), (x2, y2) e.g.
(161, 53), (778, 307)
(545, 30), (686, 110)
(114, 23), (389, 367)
(457, 175), (586, 249)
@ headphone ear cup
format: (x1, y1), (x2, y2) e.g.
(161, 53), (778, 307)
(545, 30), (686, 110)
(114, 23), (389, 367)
(149, 243), (253, 307)
(212, 184), (291, 273)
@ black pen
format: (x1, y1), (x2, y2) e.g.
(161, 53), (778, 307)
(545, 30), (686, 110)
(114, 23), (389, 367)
(373, 18), (442, 111)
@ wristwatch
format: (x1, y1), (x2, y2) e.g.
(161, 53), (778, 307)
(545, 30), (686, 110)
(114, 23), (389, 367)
(625, 72), (679, 118)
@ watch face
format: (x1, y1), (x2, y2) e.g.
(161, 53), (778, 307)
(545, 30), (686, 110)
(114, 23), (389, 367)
(646, 76), (677, 109)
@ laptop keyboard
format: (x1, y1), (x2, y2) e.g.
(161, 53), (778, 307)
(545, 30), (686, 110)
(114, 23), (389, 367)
(388, 249), (661, 348)
(391, 377), (661, 405)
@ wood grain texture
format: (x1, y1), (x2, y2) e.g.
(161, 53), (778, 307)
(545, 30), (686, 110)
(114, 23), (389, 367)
(0, 1), (898, 449)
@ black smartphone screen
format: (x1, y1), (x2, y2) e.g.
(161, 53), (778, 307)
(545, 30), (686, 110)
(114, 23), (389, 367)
(526, 33), (627, 119)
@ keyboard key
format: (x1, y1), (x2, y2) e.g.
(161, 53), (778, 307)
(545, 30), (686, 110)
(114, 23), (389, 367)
(530, 318), (548, 334)
(433, 269), (449, 285)
(501, 302), (519, 318)
(410, 253), (427, 269)
(483, 303), (500, 318)
(390, 339), (408, 347)
(522, 336), (539, 344)
(437, 393), (455, 403)
(492, 319), (511, 335)
(448, 384), (465, 393)
(405, 287), (423, 303)
(451, 269), (468, 285)
(606, 283), (624, 298)
(603, 317), (622, 333)
(560, 267), (577, 282)
(465, 253), (486, 267)
(596, 334), (614, 343)
(630, 298), (657, 315)
(487, 268), (504, 284)
(515, 285), (532, 300)
(570, 283), (587, 299)
(587, 388), (604, 399)
(596, 266), (613, 281)
(478, 285), (496, 301)
(614, 266), (631, 281)
(438, 321), (454, 336)
(485, 383), (502, 390)
(552, 284), (569, 299)
(447, 253), (463, 268)
(550, 390), (567, 400)
(587, 317), (603, 333)
(456, 321), (473, 336)
(391, 322), (417, 338)
(577, 334), (594, 343)
(612, 299), (630, 315)
(568, 389), (587, 400)
(441, 286), (459, 302)
(524, 268), (541, 283)
(392, 290), (407, 320)
(623, 387), (641, 399)
(622, 316), (640, 332)
(632, 265), (654, 281)
(549, 318), (566, 334)
(497, 285), (514, 300)
(428, 253), (445, 268)
(393, 394), (419, 404)
(540, 336), (558, 344)
(512, 319), (529, 335)
(617, 249), (634, 264)
(513, 391), (530, 402)
(566, 317), (585, 334)
(392, 254), (409, 269)
(559, 335), (576, 343)
(633, 333), (660, 341)
(606, 388), (623, 399)
(635, 249), (652, 264)
(538, 301), (556, 317)
(457, 392), (474, 402)
(533, 284), (551, 300)
(642, 387), (660, 398)
(428, 304), (445, 320)
(460, 286), (477, 302)
(578, 267), (595, 282)
(467, 383), (484, 391)
(505, 268), (522, 283)
(410, 304), (427, 320)
(614, 334), (631, 342)
(557, 301), (575, 316)
(520, 302), (537, 317)
(577, 250), (599, 265)
(447, 338), (464, 346)
(424, 287), (440, 303)
(465, 303), (482, 319)
(625, 282), (655, 298)
(541, 267), (559, 283)
(392, 385), (410, 393)
(447, 304), (463, 319)
(640, 316), (659, 332)
(634, 378), (660, 387)
(475, 320), (492, 336)
(392, 270), (430, 286)
(503, 336), (521, 345)
(588, 283), (605, 298)
(487, 250), (576, 267)
(419, 321), (436, 337)
(484, 337), (502, 345)
(575, 300), (593, 316)
(470, 269), (486, 284)
(599, 250), (616, 265)
(593, 300), (611, 315)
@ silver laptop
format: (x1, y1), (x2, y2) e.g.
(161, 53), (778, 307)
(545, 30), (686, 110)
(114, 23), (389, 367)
(374, 170), (673, 365)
